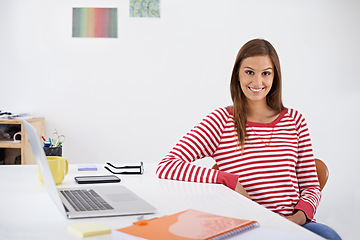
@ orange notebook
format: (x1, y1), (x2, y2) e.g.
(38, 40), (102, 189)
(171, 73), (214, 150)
(116, 209), (259, 240)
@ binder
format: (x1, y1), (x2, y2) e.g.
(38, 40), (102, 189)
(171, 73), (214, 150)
(116, 209), (259, 240)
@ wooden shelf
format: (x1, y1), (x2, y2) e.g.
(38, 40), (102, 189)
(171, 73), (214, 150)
(0, 119), (25, 124)
(0, 140), (22, 148)
(0, 117), (44, 164)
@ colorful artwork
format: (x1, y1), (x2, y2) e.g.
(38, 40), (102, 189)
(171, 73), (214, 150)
(130, 0), (160, 18)
(72, 8), (118, 38)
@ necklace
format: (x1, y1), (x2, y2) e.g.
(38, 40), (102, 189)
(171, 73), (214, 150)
(248, 126), (274, 147)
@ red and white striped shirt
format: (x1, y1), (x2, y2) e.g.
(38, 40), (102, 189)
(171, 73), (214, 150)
(156, 107), (321, 220)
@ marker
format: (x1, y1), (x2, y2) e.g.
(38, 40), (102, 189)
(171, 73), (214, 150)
(49, 138), (52, 147)
(42, 136), (46, 142)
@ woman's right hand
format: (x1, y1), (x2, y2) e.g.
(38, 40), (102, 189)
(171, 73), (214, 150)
(234, 181), (251, 199)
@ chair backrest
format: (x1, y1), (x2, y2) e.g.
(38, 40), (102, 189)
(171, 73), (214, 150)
(314, 158), (329, 190)
(211, 158), (329, 190)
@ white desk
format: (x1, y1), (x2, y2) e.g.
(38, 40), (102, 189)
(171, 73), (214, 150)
(0, 162), (323, 240)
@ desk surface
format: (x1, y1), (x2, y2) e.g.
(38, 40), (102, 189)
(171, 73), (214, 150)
(0, 162), (323, 240)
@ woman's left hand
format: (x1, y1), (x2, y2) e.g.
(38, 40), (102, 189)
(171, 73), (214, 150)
(234, 181), (251, 199)
(285, 210), (307, 225)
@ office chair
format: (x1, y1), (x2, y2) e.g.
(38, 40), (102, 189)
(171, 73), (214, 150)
(211, 158), (329, 190)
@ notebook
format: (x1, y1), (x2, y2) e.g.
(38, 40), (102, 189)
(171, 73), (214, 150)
(23, 120), (156, 219)
(115, 209), (259, 240)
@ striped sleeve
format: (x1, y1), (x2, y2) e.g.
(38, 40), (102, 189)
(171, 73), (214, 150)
(290, 109), (322, 220)
(156, 108), (240, 190)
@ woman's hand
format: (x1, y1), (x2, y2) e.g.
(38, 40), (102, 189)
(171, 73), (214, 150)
(286, 210), (307, 225)
(234, 182), (251, 199)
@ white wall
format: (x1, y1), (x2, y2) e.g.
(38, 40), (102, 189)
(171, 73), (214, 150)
(1, 0), (359, 238)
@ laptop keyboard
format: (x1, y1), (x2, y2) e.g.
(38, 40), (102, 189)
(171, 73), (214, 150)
(60, 189), (114, 212)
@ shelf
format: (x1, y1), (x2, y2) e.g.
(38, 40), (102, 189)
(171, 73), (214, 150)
(0, 119), (22, 124)
(0, 117), (44, 164)
(0, 140), (22, 148)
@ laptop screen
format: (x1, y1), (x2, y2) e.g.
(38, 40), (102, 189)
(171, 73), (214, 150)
(22, 120), (67, 216)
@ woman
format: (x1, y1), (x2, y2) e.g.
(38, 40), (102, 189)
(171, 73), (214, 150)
(156, 39), (341, 239)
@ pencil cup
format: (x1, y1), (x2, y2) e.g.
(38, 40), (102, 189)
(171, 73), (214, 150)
(38, 156), (68, 185)
(43, 146), (62, 156)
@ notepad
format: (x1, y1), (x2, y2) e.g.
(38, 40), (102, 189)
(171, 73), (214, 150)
(116, 209), (259, 240)
(68, 222), (111, 237)
(78, 165), (98, 171)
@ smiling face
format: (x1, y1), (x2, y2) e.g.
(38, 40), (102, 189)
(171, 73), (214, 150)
(238, 55), (274, 104)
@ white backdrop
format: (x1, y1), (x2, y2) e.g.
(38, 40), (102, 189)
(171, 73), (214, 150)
(1, 0), (359, 239)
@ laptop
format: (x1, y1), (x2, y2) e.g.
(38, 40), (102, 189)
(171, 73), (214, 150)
(23, 120), (157, 219)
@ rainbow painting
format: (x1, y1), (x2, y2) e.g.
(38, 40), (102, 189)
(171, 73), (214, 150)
(72, 8), (118, 38)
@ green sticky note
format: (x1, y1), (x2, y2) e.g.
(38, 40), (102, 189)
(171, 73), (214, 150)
(68, 222), (111, 237)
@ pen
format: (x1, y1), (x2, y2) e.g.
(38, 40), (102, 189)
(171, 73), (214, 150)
(42, 136), (46, 142)
(49, 138), (52, 147)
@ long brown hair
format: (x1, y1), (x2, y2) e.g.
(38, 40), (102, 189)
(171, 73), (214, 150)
(230, 39), (285, 148)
